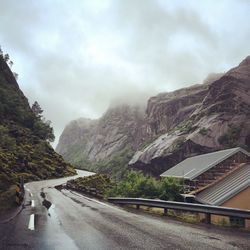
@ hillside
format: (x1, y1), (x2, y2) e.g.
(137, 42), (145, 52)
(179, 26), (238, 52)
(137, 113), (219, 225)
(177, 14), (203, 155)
(56, 105), (146, 178)
(0, 55), (76, 211)
(57, 56), (250, 177)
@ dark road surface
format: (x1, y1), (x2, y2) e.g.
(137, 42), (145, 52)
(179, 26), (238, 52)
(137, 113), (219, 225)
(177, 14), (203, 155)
(0, 170), (249, 250)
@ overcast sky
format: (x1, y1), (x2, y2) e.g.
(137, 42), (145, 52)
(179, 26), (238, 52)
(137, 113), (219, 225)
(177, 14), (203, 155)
(1, 0), (250, 147)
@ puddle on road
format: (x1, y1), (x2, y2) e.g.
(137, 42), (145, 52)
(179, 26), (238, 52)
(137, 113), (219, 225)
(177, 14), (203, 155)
(47, 205), (63, 226)
(43, 206), (79, 250)
(39, 194), (79, 250)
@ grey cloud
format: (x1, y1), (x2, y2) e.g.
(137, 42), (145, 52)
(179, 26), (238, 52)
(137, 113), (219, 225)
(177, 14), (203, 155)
(113, 0), (219, 86)
(0, 0), (250, 147)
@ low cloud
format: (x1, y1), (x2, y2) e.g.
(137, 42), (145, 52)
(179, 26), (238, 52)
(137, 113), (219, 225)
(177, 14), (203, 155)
(0, 0), (250, 146)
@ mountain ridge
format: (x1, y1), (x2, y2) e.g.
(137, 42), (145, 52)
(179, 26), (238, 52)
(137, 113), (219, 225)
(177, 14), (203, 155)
(56, 55), (250, 177)
(56, 104), (146, 177)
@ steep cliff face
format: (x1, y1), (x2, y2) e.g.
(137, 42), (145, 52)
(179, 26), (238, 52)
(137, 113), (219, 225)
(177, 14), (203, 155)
(85, 105), (146, 162)
(56, 105), (146, 177)
(0, 56), (76, 209)
(129, 56), (250, 176)
(57, 55), (250, 177)
(56, 118), (97, 157)
(145, 84), (210, 136)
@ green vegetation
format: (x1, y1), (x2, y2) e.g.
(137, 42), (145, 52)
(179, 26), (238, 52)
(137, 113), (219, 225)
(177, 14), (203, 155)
(84, 146), (134, 179)
(107, 171), (183, 201)
(170, 137), (186, 152)
(0, 74), (34, 128)
(0, 185), (17, 213)
(106, 171), (159, 198)
(31, 101), (55, 142)
(177, 119), (197, 134)
(167, 210), (199, 224)
(0, 51), (76, 213)
(68, 144), (136, 180)
(67, 174), (114, 198)
(63, 141), (92, 169)
(199, 127), (209, 136)
(67, 171), (183, 201)
(0, 122), (76, 206)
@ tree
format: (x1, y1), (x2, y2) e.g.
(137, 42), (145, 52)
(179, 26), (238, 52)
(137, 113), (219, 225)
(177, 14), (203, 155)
(33, 119), (55, 142)
(3, 53), (9, 63)
(159, 177), (183, 201)
(31, 101), (43, 118)
(9, 61), (13, 68)
(107, 171), (160, 199)
(106, 171), (183, 201)
(0, 125), (16, 151)
(31, 101), (55, 142)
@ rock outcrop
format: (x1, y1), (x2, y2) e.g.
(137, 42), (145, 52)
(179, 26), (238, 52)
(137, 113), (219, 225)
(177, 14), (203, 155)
(145, 84), (210, 136)
(129, 56), (250, 175)
(56, 105), (146, 177)
(57, 55), (250, 177)
(56, 118), (96, 157)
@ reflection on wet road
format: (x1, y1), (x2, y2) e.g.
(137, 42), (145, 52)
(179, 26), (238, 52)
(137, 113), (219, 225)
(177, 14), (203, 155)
(0, 169), (249, 250)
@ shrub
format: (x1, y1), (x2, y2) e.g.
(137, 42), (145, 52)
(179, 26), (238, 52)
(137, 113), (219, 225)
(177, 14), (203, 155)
(106, 171), (183, 201)
(199, 127), (208, 136)
(158, 177), (183, 201)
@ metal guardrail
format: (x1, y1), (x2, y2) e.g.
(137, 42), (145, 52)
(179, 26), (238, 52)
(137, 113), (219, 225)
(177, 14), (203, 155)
(108, 197), (250, 224)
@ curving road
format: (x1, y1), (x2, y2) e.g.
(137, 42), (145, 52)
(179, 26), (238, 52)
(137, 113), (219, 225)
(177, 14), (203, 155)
(0, 170), (249, 250)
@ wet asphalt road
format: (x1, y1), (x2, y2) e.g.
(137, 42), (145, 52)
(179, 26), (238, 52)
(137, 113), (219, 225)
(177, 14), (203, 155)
(0, 170), (249, 250)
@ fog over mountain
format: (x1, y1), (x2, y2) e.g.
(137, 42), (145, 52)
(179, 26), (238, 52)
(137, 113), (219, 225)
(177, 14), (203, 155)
(0, 0), (250, 146)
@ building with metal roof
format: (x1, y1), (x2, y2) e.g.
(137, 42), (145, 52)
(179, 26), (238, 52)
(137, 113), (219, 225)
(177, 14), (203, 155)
(195, 163), (250, 206)
(160, 147), (250, 180)
(160, 147), (250, 228)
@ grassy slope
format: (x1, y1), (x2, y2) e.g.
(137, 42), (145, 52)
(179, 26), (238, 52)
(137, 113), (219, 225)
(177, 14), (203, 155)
(0, 57), (75, 213)
(70, 145), (134, 180)
(89, 146), (134, 179)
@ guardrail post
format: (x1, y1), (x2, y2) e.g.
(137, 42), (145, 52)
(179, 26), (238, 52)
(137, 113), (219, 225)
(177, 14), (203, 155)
(107, 198), (250, 226)
(164, 208), (168, 215)
(205, 213), (211, 224)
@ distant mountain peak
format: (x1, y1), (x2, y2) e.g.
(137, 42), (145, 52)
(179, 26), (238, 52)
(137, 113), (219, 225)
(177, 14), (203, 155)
(57, 55), (250, 177)
(239, 55), (250, 67)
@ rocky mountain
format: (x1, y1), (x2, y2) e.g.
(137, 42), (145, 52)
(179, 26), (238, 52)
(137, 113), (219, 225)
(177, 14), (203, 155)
(130, 56), (250, 175)
(0, 55), (75, 211)
(56, 105), (146, 177)
(57, 55), (250, 177)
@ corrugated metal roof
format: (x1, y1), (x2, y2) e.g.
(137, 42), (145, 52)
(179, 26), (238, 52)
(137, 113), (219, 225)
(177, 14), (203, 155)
(195, 164), (250, 205)
(160, 147), (250, 180)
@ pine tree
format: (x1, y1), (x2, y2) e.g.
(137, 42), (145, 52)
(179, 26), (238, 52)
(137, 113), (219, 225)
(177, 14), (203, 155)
(3, 53), (9, 63)
(31, 101), (55, 142)
(31, 101), (43, 118)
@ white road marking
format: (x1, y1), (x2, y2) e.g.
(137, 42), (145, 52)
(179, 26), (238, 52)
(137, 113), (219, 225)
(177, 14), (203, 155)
(26, 188), (30, 192)
(28, 214), (35, 230)
(70, 190), (119, 210)
(31, 200), (35, 207)
(30, 192), (33, 197)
